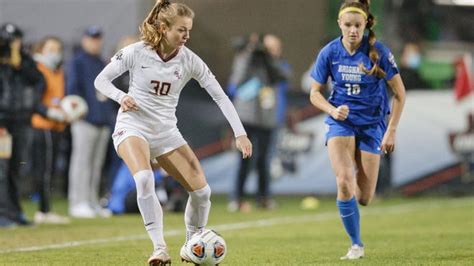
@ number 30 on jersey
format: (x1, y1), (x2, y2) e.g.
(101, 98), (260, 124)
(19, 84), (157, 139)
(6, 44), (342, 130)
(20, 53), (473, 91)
(150, 80), (171, 96)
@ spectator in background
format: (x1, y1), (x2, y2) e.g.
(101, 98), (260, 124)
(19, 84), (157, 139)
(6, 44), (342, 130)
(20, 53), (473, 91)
(66, 26), (114, 218)
(0, 23), (43, 227)
(30, 36), (70, 224)
(399, 42), (428, 89)
(227, 33), (290, 212)
(264, 34), (291, 128)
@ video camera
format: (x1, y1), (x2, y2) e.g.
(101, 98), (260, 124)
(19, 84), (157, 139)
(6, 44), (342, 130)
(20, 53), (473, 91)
(231, 33), (267, 54)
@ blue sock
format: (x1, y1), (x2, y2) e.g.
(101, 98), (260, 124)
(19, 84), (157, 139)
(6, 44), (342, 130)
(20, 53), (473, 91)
(337, 197), (362, 246)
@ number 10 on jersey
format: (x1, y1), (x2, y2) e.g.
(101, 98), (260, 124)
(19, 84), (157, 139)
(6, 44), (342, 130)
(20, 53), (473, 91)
(150, 80), (171, 96)
(345, 84), (361, 95)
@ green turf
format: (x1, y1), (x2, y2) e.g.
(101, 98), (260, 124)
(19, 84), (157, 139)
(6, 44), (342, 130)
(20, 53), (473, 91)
(0, 196), (473, 265)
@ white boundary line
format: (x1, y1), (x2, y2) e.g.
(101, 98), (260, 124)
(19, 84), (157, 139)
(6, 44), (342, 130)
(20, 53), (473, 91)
(0, 198), (471, 254)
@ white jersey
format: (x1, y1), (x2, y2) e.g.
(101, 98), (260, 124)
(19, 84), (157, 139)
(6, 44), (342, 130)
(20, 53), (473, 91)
(95, 41), (246, 138)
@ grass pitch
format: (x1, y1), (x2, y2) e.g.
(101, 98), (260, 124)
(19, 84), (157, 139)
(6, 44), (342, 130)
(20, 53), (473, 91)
(0, 196), (473, 265)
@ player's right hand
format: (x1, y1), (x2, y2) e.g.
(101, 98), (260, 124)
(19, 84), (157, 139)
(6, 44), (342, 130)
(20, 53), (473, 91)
(236, 135), (252, 159)
(330, 105), (349, 121)
(121, 95), (139, 112)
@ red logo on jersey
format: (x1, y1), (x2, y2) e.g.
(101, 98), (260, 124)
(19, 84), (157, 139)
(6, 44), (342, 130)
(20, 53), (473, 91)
(112, 129), (126, 138)
(174, 69), (182, 80)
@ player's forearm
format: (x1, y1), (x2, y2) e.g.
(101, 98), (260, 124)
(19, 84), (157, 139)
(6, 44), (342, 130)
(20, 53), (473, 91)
(217, 96), (247, 137)
(387, 90), (405, 132)
(386, 75), (406, 132)
(310, 87), (335, 115)
(94, 63), (127, 104)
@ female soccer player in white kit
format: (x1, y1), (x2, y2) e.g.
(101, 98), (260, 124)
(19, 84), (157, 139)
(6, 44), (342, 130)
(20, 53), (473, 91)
(94, 1), (252, 265)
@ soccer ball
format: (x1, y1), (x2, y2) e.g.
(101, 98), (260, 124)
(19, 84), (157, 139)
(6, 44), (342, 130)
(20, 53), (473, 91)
(185, 229), (227, 265)
(60, 95), (88, 122)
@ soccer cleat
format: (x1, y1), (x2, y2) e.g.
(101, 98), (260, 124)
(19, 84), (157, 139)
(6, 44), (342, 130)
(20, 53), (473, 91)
(148, 248), (171, 266)
(340, 244), (364, 260)
(180, 244), (194, 264)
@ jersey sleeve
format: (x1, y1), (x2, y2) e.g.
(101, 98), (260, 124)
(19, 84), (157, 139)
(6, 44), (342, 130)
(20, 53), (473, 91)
(378, 44), (399, 81)
(310, 45), (332, 85)
(94, 44), (135, 104)
(111, 44), (135, 73)
(190, 52), (216, 88)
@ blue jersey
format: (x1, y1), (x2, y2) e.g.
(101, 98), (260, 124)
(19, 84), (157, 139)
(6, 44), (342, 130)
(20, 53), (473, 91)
(311, 36), (399, 125)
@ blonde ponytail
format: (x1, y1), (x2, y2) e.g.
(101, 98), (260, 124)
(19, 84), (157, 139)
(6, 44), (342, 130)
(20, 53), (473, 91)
(139, 0), (194, 50)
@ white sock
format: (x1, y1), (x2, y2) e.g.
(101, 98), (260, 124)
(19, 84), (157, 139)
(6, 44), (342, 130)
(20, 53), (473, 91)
(134, 170), (166, 250)
(184, 184), (211, 242)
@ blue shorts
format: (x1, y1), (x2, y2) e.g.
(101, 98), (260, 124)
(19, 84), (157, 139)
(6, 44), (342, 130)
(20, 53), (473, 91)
(325, 117), (386, 154)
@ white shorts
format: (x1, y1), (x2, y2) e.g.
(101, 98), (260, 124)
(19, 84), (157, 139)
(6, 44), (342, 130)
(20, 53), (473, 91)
(112, 126), (187, 159)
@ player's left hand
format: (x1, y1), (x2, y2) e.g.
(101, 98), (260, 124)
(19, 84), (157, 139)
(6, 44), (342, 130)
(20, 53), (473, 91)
(236, 135), (252, 159)
(120, 95), (139, 112)
(381, 129), (396, 154)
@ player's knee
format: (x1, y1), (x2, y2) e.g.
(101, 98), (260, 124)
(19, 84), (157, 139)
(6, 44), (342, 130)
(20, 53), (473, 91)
(133, 170), (155, 197)
(190, 184), (211, 203)
(336, 173), (353, 196)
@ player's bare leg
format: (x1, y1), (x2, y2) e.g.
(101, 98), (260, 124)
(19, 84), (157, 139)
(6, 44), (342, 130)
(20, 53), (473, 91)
(119, 137), (170, 265)
(354, 150), (381, 206)
(334, 149), (380, 260)
(328, 137), (364, 259)
(327, 136), (357, 201)
(157, 144), (210, 263)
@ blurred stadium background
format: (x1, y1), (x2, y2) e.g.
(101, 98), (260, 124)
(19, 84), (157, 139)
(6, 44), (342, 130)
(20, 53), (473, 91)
(0, 0), (473, 265)
(2, 0), (471, 194)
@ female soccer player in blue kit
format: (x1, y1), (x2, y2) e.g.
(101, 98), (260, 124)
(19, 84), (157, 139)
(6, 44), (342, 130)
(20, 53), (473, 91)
(309, 0), (406, 260)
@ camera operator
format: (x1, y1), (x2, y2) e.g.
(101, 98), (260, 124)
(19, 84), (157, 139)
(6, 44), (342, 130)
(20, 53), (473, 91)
(0, 23), (44, 227)
(227, 33), (290, 212)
